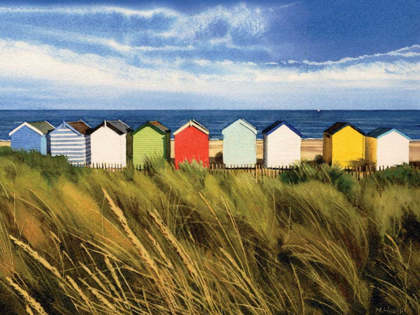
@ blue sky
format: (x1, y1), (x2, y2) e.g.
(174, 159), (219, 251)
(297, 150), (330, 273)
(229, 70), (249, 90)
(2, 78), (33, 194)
(0, 0), (419, 109)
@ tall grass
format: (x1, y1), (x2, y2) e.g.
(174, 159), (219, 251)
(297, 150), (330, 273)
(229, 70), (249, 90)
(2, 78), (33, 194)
(0, 148), (419, 314)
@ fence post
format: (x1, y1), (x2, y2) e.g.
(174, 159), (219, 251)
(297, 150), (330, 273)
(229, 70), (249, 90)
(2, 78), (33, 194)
(255, 165), (258, 181)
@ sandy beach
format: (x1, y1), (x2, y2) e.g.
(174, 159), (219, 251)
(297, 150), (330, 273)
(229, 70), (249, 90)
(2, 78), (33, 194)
(171, 139), (420, 163)
(0, 141), (11, 147)
(410, 141), (420, 162)
(2, 139), (419, 162)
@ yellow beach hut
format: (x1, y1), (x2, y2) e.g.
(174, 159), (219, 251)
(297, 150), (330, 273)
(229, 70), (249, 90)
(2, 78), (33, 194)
(323, 122), (365, 167)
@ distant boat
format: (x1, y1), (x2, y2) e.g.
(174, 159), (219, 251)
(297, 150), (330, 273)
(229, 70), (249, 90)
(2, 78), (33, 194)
(317, 109), (321, 112)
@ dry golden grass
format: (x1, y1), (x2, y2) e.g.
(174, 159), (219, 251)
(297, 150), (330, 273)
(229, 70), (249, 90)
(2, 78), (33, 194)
(0, 150), (419, 314)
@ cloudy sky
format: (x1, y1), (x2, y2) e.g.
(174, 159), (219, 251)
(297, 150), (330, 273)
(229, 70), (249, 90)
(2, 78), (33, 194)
(0, 0), (419, 109)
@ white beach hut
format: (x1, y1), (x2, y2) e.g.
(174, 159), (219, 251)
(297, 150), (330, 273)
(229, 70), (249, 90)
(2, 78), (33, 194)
(88, 120), (132, 167)
(262, 121), (302, 168)
(365, 127), (410, 170)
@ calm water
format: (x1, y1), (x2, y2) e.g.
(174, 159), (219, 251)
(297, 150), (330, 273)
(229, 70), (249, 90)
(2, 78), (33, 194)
(1, 110), (419, 140)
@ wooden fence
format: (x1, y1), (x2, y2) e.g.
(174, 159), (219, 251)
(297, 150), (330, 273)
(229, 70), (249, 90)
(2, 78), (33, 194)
(68, 162), (413, 181)
(209, 164), (293, 179)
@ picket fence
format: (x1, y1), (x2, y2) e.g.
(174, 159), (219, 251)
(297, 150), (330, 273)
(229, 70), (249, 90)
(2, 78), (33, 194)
(66, 162), (411, 181)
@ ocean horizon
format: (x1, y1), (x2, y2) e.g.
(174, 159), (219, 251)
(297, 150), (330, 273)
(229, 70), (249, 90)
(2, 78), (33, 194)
(1, 110), (419, 141)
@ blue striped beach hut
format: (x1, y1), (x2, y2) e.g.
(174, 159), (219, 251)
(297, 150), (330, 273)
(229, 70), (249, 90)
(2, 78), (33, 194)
(9, 121), (55, 155)
(222, 119), (257, 167)
(50, 120), (91, 165)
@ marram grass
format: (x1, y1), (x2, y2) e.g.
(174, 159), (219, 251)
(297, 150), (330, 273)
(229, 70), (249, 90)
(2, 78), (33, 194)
(0, 148), (419, 314)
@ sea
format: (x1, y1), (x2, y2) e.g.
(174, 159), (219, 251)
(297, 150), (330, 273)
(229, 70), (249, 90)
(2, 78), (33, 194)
(1, 110), (419, 140)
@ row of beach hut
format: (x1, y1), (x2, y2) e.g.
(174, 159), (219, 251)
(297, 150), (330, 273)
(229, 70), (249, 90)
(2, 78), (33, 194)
(323, 122), (410, 169)
(9, 119), (411, 170)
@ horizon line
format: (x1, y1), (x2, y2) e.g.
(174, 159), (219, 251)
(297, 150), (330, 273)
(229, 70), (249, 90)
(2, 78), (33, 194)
(0, 109), (419, 111)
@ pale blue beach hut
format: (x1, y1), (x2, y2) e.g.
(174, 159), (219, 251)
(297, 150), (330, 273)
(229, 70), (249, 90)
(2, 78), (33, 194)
(222, 119), (257, 167)
(9, 121), (55, 155)
(50, 120), (91, 165)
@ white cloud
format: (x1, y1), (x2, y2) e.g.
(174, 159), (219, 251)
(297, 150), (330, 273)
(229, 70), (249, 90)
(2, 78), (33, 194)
(0, 6), (180, 18)
(0, 39), (418, 101)
(301, 45), (420, 66)
(158, 3), (268, 42)
(194, 59), (212, 66)
(0, 3), (274, 56)
(78, 34), (195, 53)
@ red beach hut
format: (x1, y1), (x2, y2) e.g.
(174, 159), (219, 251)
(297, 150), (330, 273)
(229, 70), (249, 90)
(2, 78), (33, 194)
(173, 119), (209, 168)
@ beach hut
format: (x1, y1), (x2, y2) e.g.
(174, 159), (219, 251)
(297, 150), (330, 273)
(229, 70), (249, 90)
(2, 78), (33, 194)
(88, 120), (132, 167)
(222, 119), (257, 167)
(323, 122), (365, 167)
(365, 127), (410, 170)
(262, 121), (302, 168)
(9, 121), (55, 154)
(132, 121), (171, 167)
(173, 119), (209, 168)
(50, 120), (91, 165)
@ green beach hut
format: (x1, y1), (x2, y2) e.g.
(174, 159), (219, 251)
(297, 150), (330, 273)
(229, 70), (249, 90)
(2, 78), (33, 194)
(132, 121), (171, 167)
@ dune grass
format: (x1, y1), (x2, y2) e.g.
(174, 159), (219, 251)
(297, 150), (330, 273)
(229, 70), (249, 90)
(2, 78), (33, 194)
(0, 148), (419, 314)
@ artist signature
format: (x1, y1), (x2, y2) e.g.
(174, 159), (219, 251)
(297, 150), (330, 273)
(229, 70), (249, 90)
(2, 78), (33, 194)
(374, 306), (404, 314)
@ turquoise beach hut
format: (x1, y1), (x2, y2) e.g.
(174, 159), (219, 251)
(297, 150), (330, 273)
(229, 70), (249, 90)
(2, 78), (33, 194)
(9, 121), (55, 155)
(222, 119), (257, 167)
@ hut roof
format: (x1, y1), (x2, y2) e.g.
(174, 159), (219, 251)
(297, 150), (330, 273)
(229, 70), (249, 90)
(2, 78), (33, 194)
(9, 121), (55, 136)
(88, 120), (132, 135)
(68, 120), (91, 135)
(324, 122), (365, 136)
(173, 119), (209, 136)
(133, 121), (171, 136)
(28, 121), (55, 134)
(222, 119), (257, 135)
(366, 127), (410, 139)
(262, 121), (302, 137)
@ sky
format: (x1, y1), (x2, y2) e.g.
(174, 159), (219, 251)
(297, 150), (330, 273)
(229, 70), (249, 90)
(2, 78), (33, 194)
(0, 0), (419, 109)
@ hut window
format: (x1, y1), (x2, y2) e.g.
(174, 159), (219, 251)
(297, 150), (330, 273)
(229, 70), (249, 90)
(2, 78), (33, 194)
(325, 134), (331, 138)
